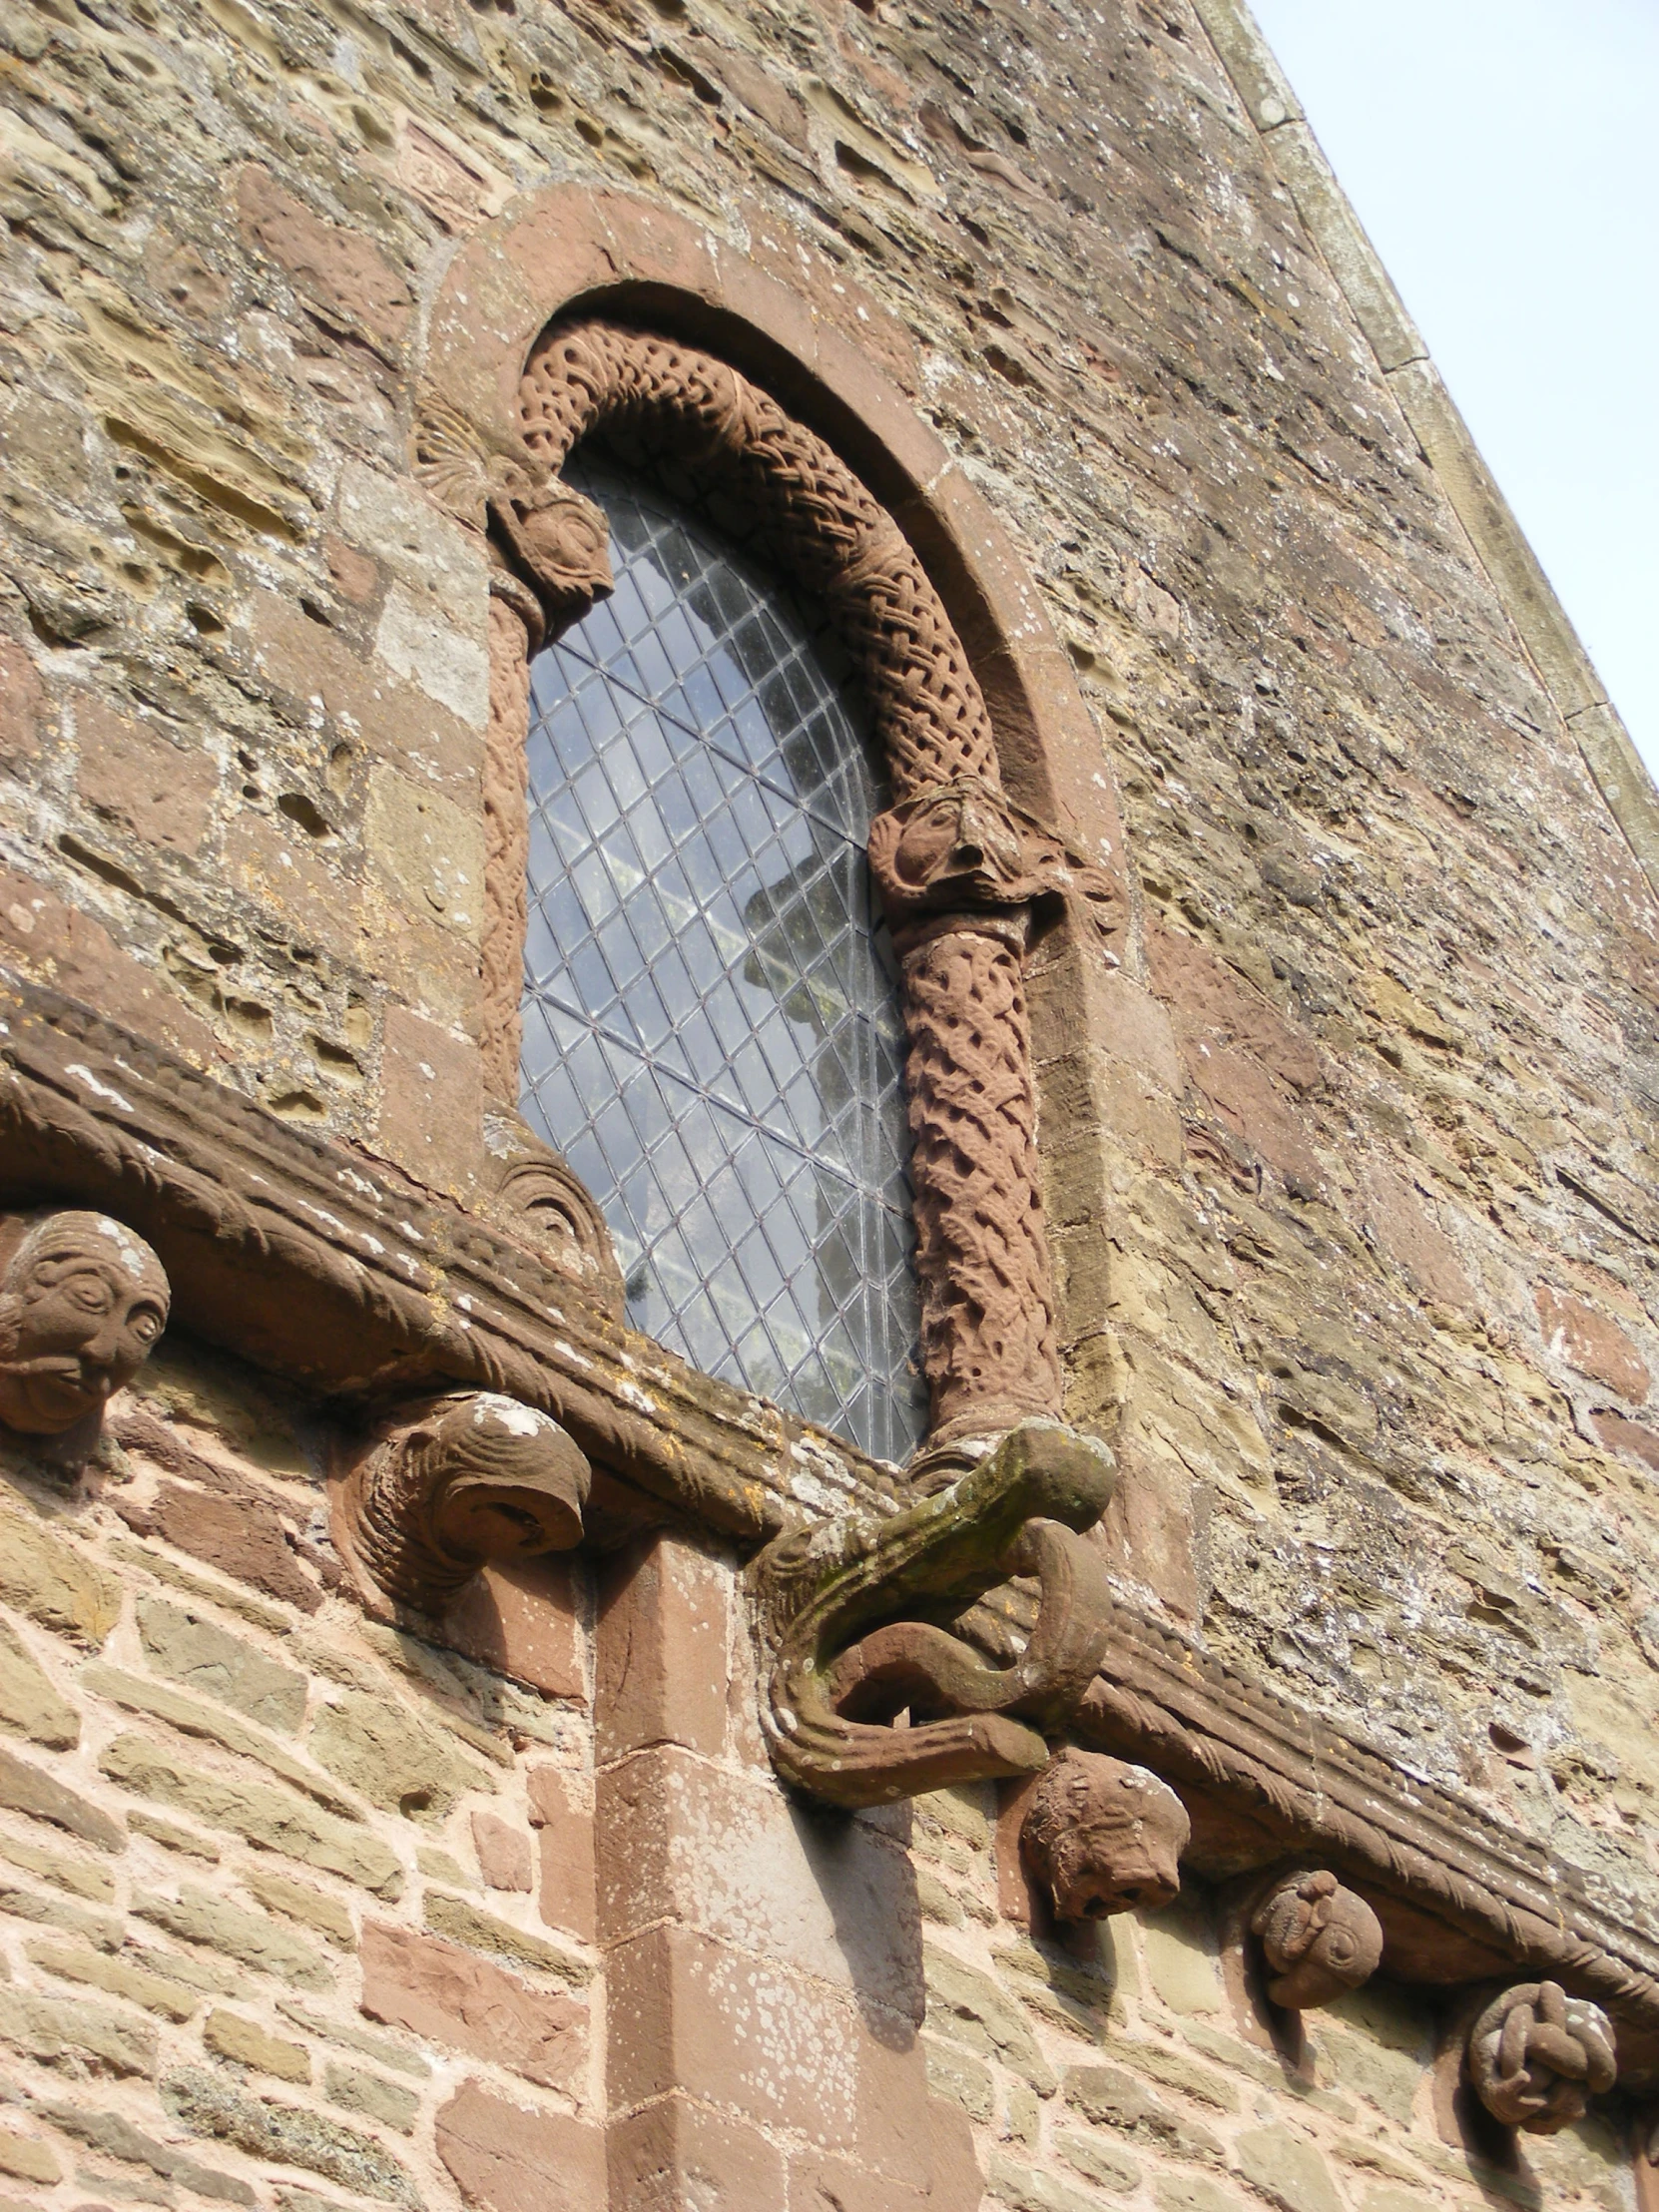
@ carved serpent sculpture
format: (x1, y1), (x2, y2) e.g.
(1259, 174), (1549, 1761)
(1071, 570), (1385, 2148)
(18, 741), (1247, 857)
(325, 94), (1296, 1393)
(751, 1418), (1116, 1807)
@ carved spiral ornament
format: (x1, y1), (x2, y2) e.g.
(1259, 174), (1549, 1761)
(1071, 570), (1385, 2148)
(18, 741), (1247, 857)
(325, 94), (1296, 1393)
(1466, 1980), (1617, 2135)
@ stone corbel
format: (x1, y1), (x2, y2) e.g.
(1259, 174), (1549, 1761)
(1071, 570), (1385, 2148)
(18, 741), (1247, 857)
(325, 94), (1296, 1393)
(1249, 1869), (1384, 2011)
(1466, 1980), (1618, 2135)
(1019, 1747), (1190, 1922)
(751, 1419), (1116, 1808)
(414, 400), (613, 648)
(0, 1208), (170, 1460)
(331, 1390), (591, 1623)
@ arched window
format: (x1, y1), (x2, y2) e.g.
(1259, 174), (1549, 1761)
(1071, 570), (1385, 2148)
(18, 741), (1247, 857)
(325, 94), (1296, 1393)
(518, 452), (928, 1464)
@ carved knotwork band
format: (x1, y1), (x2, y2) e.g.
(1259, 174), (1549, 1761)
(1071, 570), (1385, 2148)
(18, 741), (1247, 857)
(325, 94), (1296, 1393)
(452, 317), (1135, 1442)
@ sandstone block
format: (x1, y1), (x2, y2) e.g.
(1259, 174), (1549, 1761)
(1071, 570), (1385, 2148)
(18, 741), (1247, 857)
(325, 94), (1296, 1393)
(442, 1556), (585, 1701)
(1065, 2064), (1220, 2160)
(0, 869), (214, 1065)
(205, 2009), (311, 2081)
(422, 1891), (587, 1983)
(137, 1884), (333, 1990)
(99, 1735), (401, 1896)
(0, 1986), (156, 2075)
(1235, 2127), (1344, 2212)
(1141, 1908), (1225, 2016)
(1152, 2179), (1251, 2212)
(434, 2081), (605, 2212)
(36, 2101), (253, 2203)
(470, 1812), (532, 1893)
(0, 2132), (60, 2185)
(137, 1597), (307, 1732)
(596, 1535), (730, 1762)
(1535, 1285), (1650, 1400)
(324, 2061), (418, 2134)
(163, 2067), (417, 2205)
(75, 698), (217, 855)
(364, 766), (484, 936)
(923, 1942), (1056, 2095)
(0, 1831), (114, 1902)
(526, 1767), (594, 1944)
(308, 1690), (492, 1822)
(987, 2152), (1100, 2212)
(597, 1743), (923, 2020)
(236, 168), (411, 356)
(374, 587), (489, 726)
(27, 1936), (200, 2020)
(375, 1005), (484, 1203)
(144, 1486), (323, 1614)
(0, 1484), (122, 1646)
(0, 1872), (116, 1945)
(0, 1617), (79, 1749)
(240, 1864), (356, 1948)
(84, 1664), (354, 1816)
(359, 1922), (585, 2091)
(0, 639), (44, 765)
(1057, 2131), (1142, 2196)
(608, 1923), (929, 2185)
(276, 1995), (429, 2079)
(0, 1741), (125, 1852)
(607, 2097), (786, 2212)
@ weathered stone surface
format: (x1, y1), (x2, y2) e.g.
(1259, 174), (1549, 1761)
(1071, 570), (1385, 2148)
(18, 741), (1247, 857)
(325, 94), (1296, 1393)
(1065, 2065), (1223, 2162)
(0, 1617), (78, 1748)
(1234, 2128), (1344, 2212)
(85, 1664), (356, 1815)
(470, 1812), (532, 1893)
(0, 1877), (121, 1945)
(143, 1487), (324, 1615)
(307, 1693), (493, 1822)
(136, 1884), (333, 1990)
(323, 2061), (418, 2135)
(434, 2081), (605, 2212)
(137, 1597), (308, 1733)
(923, 1943), (1057, 2095)
(163, 2068), (419, 2205)
(0, 1826), (116, 1901)
(359, 1922), (584, 2090)
(0, 1986), (156, 2074)
(0, 2131), (60, 2185)
(98, 1736), (400, 1896)
(205, 2008), (312, 2081)
(35, 2101), (254, 2203)
(240, 1864), (357, 1948)
(0, 1741), (125, 1852)
(26, 1936), (200, 2020)
(0, 1487), (122, 1645)
(422, 1891), (586, 1984)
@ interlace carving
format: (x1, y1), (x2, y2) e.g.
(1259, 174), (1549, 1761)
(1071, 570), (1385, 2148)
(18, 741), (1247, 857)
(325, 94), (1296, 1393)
(1250, 1870), (1383, 2009)
(332, 1390), (591, 1621)
(751, 1419), (1115, 1808)
(0, 1210), (169, 1447)
(902, 927), (1059, 1435)
(1020, 1748), (1190, 1922)
(508, 317), (1079, 1441)
(1466, 1980), (1617, 2135)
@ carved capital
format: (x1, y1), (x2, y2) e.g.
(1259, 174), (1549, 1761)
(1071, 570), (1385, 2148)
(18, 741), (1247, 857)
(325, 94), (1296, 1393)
(1249, 1871), (1382, 2009)
(332, 1390), (590, 1621)
(0, 1209), (169, 1449)
(1020, 1748), (1189, 1922)
(415, 400), (613, 643)
(1466, 1980), (1617, 2134)
(751, 1419), (1115, 1808)
(868, 779), (1125, 953)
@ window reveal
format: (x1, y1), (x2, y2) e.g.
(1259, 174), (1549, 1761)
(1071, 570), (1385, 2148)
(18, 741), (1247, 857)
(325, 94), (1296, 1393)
(519, 455), (928, 1464)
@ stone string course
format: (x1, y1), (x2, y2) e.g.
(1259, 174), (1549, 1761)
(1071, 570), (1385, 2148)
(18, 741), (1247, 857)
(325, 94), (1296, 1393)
(0, 0), (1656, 2199)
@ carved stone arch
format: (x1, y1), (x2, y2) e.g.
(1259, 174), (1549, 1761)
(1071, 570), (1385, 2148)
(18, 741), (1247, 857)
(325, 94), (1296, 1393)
(413, 189), (1131, 1459)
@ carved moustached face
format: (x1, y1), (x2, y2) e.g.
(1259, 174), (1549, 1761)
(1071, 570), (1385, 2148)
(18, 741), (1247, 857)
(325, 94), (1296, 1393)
(0, 1213), (170, 1435)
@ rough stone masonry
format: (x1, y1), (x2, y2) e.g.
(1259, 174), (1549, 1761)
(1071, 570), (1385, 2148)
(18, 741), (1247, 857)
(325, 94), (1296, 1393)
(1, 0), (1658, 2204)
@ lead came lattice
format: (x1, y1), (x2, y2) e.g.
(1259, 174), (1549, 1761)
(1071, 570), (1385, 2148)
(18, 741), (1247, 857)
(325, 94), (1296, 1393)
(519, 455), (927, 1463)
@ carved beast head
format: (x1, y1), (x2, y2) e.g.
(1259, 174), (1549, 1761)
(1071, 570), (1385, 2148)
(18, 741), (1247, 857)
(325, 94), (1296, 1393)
(1021, 1748), (1190, 1922)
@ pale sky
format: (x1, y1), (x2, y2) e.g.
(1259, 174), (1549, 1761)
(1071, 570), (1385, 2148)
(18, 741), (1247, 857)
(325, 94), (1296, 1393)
(1244, 0), (1659, 784)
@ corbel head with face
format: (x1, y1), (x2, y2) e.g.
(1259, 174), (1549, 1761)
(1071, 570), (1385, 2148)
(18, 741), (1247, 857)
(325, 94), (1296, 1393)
(0, 1211), (170, 1438)
(1021, 1749), (1191, 1923)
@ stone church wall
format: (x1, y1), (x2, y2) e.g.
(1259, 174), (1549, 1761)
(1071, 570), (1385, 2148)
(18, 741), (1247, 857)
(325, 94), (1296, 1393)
(0, 0), (1656, 2201)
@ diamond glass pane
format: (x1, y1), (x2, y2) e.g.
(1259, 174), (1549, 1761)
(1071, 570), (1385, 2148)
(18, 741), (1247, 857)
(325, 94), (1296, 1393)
(519, 453), (927, 1463)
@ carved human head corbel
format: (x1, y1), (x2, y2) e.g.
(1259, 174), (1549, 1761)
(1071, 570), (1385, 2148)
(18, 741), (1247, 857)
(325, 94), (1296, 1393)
(0, 1210), (170, 1447)
(1020, 1747), (1190, 1922)
(332, 1390), (591, 1621)
(1249, 1870), (1383, 2009)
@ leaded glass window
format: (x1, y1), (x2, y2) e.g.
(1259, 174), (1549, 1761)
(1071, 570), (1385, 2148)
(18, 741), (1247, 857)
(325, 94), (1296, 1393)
(518, 453), (928, 1463)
